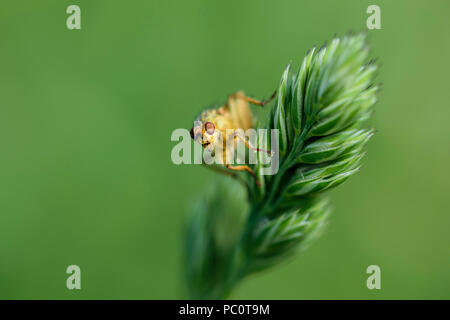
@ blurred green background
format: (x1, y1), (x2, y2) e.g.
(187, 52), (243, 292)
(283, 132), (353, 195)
(1, 0), (449, 299)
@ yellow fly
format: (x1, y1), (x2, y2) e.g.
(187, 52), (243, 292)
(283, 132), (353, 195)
(190, 91), (276, 185)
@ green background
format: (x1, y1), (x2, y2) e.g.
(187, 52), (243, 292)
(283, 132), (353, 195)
(1, 0), (449, 299)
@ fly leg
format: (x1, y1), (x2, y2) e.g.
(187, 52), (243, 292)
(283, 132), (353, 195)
(226, 90), (277, 133)
(230, 90), (277, 107)
(225, 163), (261, 186)
(234, 132), (273, 155)
(201, 163), (247, 187)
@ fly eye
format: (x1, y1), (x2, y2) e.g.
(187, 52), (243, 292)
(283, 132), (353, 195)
(205, 122), (215, 135)
(190, 127), (195, 139)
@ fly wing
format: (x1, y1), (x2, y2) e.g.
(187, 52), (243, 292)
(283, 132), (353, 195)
(228, 91), (254, 131)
